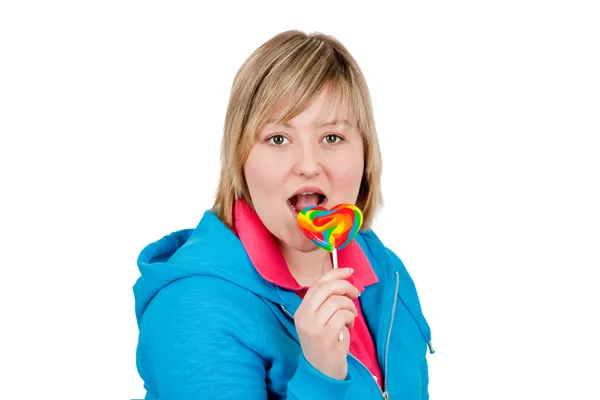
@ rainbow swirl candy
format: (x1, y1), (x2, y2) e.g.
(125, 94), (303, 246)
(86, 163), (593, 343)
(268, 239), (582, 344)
(297, 203), (363, 252)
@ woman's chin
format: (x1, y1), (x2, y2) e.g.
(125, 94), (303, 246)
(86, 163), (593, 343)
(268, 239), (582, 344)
(296, 239), (320, 253)
(280, 231), (319, 253)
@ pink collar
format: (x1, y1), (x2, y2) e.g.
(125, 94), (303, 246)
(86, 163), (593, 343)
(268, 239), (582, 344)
(232, 198), (378, 292)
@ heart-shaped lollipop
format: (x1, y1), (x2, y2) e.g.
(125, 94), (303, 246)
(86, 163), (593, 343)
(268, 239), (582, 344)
(297, 203), (363, 254)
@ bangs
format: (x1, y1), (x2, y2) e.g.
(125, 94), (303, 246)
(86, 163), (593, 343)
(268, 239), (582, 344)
(246, 39), (362, 141)
(263, 78), (358, 131)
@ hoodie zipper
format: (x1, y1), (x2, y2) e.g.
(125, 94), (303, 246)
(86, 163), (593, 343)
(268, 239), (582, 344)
(381, 271), (400, 399)
(280, 271), (399, 400)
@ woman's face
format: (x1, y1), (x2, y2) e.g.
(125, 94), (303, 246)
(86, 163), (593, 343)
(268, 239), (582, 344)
(244, 88), (365, 252)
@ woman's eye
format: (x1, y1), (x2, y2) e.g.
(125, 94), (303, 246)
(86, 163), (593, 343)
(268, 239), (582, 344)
(268, 135), (288, 145)
(323, 134), (343, 144)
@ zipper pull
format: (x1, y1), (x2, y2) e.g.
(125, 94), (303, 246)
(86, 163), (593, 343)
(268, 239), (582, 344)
(382, 391), (390, 399)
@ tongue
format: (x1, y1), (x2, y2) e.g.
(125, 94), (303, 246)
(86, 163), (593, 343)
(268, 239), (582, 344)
(294, 194), (321, 211)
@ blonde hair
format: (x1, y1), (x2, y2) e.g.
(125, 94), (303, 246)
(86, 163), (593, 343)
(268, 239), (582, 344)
(212, 29), (383, 230)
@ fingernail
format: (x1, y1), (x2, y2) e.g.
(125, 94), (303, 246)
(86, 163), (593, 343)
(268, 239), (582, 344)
(346, 268), (354, 274)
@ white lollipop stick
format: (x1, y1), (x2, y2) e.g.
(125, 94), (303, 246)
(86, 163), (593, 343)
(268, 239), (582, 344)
(333, 247), (345, 341)
(332, 248), (338, 269)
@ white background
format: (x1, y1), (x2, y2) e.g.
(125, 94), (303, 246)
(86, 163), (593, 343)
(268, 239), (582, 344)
(1, 1), (599, 399)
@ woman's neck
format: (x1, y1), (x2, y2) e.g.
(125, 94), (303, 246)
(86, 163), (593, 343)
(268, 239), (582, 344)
(280, 244), (333, 287)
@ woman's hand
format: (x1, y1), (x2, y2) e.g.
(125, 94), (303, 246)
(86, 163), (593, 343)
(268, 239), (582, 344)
(294, 267), (360, 380)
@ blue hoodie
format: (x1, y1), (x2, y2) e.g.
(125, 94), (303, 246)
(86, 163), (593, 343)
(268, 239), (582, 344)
(133, 210), (434, 399)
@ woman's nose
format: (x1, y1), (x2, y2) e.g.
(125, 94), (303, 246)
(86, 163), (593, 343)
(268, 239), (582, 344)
(293, 144), (323, 178)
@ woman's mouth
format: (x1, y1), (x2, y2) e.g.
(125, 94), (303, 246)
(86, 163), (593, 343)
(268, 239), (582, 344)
(287, 192), (327, 215)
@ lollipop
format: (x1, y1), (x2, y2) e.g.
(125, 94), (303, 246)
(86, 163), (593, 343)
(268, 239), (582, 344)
(297, 203), (363, 269)
(297, 203), (363, 342)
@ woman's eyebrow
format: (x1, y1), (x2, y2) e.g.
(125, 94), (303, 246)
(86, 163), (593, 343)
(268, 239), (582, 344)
(316, 119), (353, 128)
(266, 118), (353, 128)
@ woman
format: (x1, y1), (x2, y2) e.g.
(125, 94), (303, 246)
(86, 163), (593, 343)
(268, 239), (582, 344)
(134, 29), (434, 400)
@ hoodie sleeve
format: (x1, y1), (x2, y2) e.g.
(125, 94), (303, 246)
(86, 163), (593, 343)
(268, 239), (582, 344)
(136, 275), (268, 399)
(286, 353), (353, 399)
(136, 275), (353, 400)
